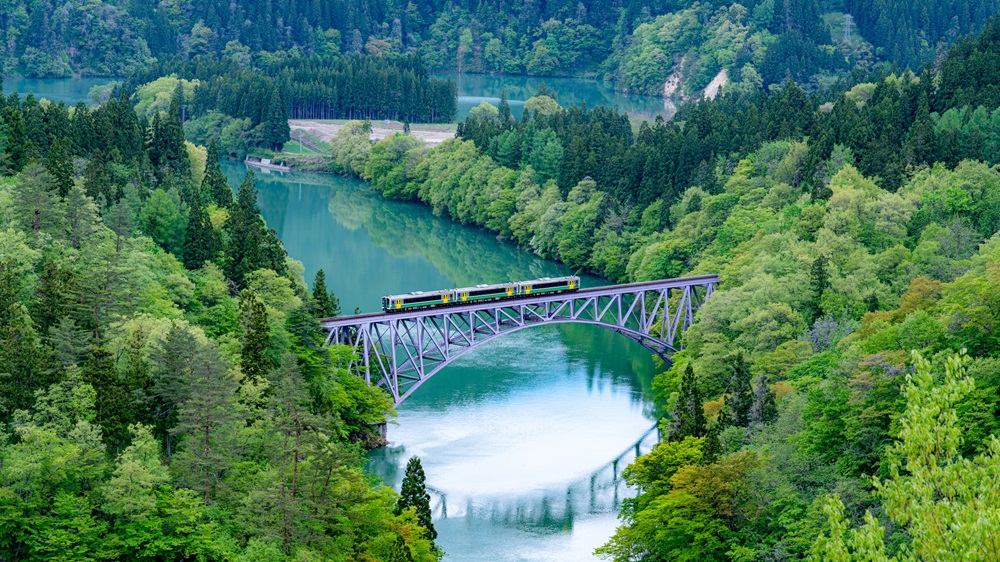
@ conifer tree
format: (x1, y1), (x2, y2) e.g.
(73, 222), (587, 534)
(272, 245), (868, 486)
(310, 269), (341, 318)
(170, 336), (241, 504)
(238, 289), (272, 389)
(202, 139), (233, 207)
(0, 259), (49, 414)
(719, 350), (752, 428)
(498, 89), (512, 123)
(46, 136), (74, 198)
(749, 373), (778, 426)
(260, 87), (290, 151)
(805, 254), (830, 325)
(182, 191), (220, 269)
(224, 171), (266, 287)
(64, 183), (101, 249)
(395, 456), (437, 545)
(83, 346), (134, 451)
(667, 363), (706, 441)
(31, 258), (77, 334)
(83, 149), (111, 202)
(700, 423), (722, 465)
(12, 163), (65, 237)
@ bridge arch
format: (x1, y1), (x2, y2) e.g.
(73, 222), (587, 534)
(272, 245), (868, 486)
(391, 319), (677, 404)
(323, 275), (717, 405)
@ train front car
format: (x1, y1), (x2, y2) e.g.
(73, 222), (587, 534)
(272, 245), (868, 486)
(382, 289), (455, 312)
(515, 276), (581, 296)
(453, 282), (517, 304)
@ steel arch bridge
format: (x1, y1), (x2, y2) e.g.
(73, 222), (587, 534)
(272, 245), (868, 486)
(322, 274), (719, 405)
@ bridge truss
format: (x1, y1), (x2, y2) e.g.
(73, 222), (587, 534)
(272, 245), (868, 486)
(323, 275), (718, 405)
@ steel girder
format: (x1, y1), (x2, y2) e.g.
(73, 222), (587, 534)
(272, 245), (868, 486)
(322, 275), (718, 405)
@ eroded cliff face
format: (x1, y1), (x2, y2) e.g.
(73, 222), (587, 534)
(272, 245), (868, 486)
(661, 63), (727, 103)
(702, 68), (729, 100)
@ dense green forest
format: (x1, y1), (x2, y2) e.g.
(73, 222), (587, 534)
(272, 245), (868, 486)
(124, 54), (456, 158)
(343, 17), (1000, 559)
(0, 79), (441, 560)
(4, 0), (999, 99)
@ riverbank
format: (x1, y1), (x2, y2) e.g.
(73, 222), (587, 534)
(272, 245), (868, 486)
(289, 119), (457, 146)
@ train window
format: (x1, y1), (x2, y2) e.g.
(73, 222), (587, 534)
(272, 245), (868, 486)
(533, 281), (569, 289)
(468, 288), (506, 296)
(403, 294), (445, 304)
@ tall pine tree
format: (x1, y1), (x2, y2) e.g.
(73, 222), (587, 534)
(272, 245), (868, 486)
(238, 288), (272, 390)
(224, 171), (268, 287)
(395, 456), (437, 546)
(202, 139), (233, 207)
(719, 350), (752, 428)
(310, 269), (341, 318)
(666, 363), (706, 441)
(182, 191), (220, 269)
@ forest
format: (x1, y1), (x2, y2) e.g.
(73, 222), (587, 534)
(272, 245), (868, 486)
(0, 80), (441, 560)
(3, 0), (999, 99)
(122, 54), (455, 157)
(342, 16), (1000, 559)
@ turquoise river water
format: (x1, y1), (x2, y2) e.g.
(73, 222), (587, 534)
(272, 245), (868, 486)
(222, 163), (665, 561)
(9, 75), (669, 560)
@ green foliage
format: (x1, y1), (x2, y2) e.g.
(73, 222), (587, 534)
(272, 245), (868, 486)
(0, 85), (420, 562)
(812, 351), (1000, 560)
(182, 190), (220, 269)
(224, 171), (287, 288)
(396, 457), (437, 546)
(309, 269), (341, 319)
(666, 364), (707, 442)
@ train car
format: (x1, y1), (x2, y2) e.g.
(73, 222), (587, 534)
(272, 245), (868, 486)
(381, 276), (581, 313)
(453, 282), (517, 303)
(515, 276), (580, 296)
(382, 289), (456, 312)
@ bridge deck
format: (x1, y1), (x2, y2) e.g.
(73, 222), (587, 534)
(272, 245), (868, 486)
(320, 274), (720, 328)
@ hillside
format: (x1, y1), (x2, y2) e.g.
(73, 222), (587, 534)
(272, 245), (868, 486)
(4, 0), (1000, 97)
(341, 16), (1000, 558)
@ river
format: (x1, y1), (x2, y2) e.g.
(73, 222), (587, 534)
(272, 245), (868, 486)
(10, 74), (669, 560)
(223, 163), (665, 561)
(435, 72), (679, 122)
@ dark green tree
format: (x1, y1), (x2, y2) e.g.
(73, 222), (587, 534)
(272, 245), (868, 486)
(805, 254), (830, 325)
(666, 363), (706, 441)
(223, 171), (265, 287)
(0, 260), (49, 415)
(718, 350), (752, 428)
(238, 288), (272, 389)
(700, 423), (722, 465)
(31, 258), (77, 334)
(395, 456), (437, 544)
(46, 136), (74, 198)
(259, 87), (290, 151)
(182, 191), (220, 269)
(83, 346), (134, 451)
(202, 139), (232, 207)
(749, 373), (778, 426)
(310, 269), (341, 318)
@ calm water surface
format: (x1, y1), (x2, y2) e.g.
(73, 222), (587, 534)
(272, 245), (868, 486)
(11, 74), (668, 560)
(221, 162), (665, 561)
(1, 77), (116, 104)
(434, 72), (678, 122)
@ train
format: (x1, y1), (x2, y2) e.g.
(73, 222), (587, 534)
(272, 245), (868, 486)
(381, 276), (581, 312)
